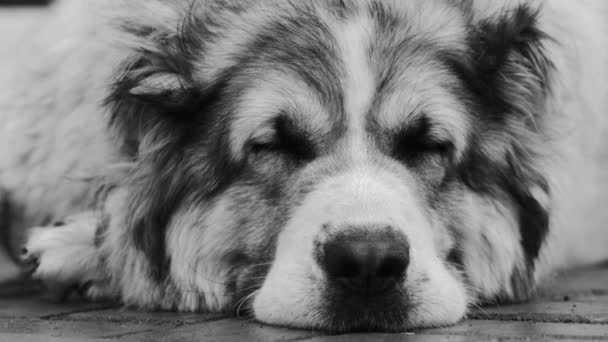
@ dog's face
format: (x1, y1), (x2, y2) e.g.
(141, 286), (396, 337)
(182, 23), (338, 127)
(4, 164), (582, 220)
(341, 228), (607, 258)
(107, 0), (552, 332)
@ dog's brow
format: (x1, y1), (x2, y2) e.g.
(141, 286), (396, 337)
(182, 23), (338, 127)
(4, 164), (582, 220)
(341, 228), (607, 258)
(368, 56), (470, 156)
(228, 73), (334, 158)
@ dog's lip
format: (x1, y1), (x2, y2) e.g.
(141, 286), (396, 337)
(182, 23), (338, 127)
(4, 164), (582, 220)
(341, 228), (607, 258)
(250, 276), (417, 332)
(293, 287), (413, 333)
(252, 313), (416, 333)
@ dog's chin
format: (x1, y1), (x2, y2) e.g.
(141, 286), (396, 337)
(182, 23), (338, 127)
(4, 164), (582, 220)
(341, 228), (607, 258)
(251, 258), (468, 332)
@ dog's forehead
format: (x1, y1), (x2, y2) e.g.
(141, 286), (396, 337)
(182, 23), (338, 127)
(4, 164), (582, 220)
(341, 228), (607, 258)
(219, 0), (470, 152)
(369, 54), (471, 152)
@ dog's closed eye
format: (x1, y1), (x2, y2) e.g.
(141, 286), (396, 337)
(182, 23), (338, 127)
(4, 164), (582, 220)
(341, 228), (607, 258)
(391, 115), (454, 165)
(250, 115), (316, 163)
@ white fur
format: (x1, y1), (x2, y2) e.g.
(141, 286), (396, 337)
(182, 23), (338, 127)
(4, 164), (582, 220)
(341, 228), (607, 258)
(458, 195), (526, 299)
(331, 13), (376, 139)
(23, 212), (103, 288)
(535, 0), (608, 277)
(166, 200), (241, 312)
(0, 0), (120, 229)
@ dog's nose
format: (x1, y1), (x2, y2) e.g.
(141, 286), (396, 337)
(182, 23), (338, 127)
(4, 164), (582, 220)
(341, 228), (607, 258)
(317, 227), (409, 296)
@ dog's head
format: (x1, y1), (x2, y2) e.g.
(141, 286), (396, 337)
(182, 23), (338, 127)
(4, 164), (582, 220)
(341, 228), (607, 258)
(106, 0), (552, 332)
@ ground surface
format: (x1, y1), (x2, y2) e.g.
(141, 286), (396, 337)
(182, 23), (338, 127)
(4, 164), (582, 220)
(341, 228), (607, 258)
(0, 266), (607, 342)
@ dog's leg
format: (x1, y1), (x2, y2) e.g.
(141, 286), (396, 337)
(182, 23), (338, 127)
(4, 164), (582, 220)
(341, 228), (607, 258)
(21, 211), (114, 300)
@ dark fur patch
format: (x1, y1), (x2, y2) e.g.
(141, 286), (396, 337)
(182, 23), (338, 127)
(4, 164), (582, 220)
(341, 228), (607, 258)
(250, 115), (317, 163)
(109, 73), (245, 280)
(391, 115), (454, 167)
(107, 2), (212, 157)
(0, 190), (16, 262)
(472, 5), (551, 85)
(454, 4), (552, 125)
(448, 5), (552, 258)
(368, 1), (401, 34)
(94, 212), (111, 249)
(457, 145), (550, 260)
(106, 27), (242, 280)
(440, 4), (553, 296)
(237, 5), (345, 116)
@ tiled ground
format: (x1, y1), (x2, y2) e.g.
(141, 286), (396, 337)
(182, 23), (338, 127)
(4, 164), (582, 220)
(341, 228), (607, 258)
(0, 266), (607, 342)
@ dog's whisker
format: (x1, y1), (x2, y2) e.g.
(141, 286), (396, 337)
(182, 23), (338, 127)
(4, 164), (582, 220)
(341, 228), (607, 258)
(234, 290), (260, 319)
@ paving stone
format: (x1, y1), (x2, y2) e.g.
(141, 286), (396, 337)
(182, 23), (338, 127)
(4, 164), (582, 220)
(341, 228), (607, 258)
(566, 294), (608, 304)
(112, 318), (320, 342)
(60, 307), (225, 326)
(0, 266), (606, 341)
(538, 266), (608, 300)
(425, 320), (608, 340)
(0, 318), (163, 339)
(0, 334), (102, 342)
(539, 287), (608, 302)
(0, 278), (43, 299)
(303, 336), (596, 342)
(0, 295), (115, 319)
(466, 266), (608, 324)
(302, 333), (488, 342)
(469, 301), (608, 324)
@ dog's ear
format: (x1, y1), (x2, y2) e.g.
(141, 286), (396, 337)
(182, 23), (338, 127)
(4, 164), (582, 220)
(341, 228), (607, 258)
(472, 2), (552, 271)
(450, 3), (553, 300)
(105, 0), (210, 156)
(104, 2), (243, 281)
(467, 3), (552, 121)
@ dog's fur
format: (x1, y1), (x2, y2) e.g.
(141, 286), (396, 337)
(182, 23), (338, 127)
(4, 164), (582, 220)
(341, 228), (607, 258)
(1, 0), (607, 332)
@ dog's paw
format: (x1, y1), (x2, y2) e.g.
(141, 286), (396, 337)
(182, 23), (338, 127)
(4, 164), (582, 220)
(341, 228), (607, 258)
(21, 212), (108, 299)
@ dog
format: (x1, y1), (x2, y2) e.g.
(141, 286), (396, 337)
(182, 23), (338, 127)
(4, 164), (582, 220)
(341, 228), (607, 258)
(1, 0), (606, 332)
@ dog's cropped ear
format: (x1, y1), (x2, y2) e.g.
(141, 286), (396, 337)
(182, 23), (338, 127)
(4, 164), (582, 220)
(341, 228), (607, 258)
(103, 0), (218, 156)
(465, 3), (553, 121)
(103, 2), (243, 281)
(128, 72), (184, 100)
(451, 3), (554, 301)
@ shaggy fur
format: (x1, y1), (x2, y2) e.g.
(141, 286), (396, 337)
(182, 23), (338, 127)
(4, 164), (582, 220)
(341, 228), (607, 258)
(1, 0), (607, 332)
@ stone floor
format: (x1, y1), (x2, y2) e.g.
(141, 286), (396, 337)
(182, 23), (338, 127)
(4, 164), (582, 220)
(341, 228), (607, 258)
(0, 266), (607, 342)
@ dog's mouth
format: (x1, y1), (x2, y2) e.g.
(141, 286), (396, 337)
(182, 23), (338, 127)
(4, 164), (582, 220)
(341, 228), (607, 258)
(259, 296), (415, 334)
(232, 259), (416, 333)
(315, 286), (414, 333)
(234, 282), (414, 332)
(240, 267), (464, 333)
(233, 237), (468, 332)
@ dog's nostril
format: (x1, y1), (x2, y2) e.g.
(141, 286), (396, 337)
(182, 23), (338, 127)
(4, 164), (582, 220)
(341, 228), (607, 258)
(323, 241), (409, 279)
(318, 227), (410, 295)
(376, 255), (409, 278)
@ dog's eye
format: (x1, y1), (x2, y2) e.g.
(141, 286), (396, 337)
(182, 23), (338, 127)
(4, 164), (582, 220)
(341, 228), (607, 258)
(250, 117), (316, 162)
(392, 117), (453, 165)
(393, 137), (453, 163)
